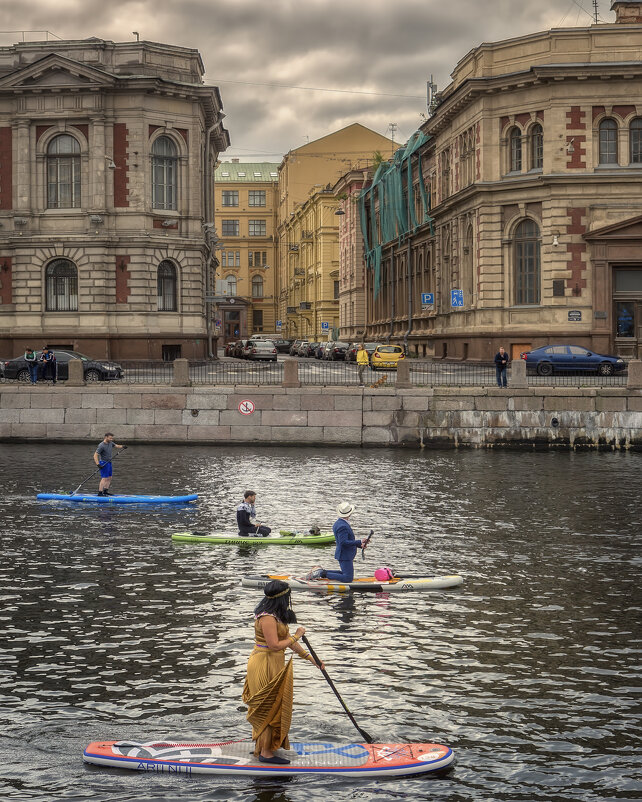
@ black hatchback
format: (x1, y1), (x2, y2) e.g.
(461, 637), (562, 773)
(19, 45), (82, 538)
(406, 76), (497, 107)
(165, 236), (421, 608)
(3, 350), (123, 382)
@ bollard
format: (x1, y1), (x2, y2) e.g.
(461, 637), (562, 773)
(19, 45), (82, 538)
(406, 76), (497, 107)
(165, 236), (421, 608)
(67, 358), (85, 386)
(171, 358), (191, 387)
(282, 359), (300, 388)
(509, 358), (527, 389)
(627, 359), (642, 389)
(396, 359), (411, 389)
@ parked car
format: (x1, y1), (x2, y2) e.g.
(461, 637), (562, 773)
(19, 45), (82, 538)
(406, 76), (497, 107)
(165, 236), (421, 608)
(275, 339), (293, 354)
(247, 340), (277, 362)
(345, 342), (382, 362)
(224, 341), (237, 357)
(296, 341), (310, 356)
(521, 345), (626, 376)
(232, 339), (250, 359)
(3, 350), (123, 382)
(325, 341), (350, 361)
(289, 339), (304, 356)
(302, 342), (320, 357)
(371, 345), (405, 370)
(321, 341), (336, 360)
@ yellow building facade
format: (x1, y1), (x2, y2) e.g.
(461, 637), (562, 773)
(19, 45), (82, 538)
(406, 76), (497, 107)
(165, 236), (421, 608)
(213, 161), (279, 341)
(276, 124), (394, 340)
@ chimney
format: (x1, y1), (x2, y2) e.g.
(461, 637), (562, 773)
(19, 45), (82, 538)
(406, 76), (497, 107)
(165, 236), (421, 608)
(611, 1), (642, 23)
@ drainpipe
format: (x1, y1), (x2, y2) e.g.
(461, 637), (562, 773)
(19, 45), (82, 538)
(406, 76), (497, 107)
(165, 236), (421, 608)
(403, 238), (413, 354)
(387, 255), (395, 343)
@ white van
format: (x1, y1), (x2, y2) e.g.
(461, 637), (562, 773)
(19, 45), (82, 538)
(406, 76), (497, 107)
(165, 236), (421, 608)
(250, 334), (283, 341)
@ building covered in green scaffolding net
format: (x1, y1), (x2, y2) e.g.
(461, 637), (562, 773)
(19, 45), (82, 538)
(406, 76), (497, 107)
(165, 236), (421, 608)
(353, 7), (642, 362)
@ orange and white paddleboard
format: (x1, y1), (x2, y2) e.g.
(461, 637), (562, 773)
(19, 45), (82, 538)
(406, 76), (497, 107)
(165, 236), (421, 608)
(83, 739), (454, 777)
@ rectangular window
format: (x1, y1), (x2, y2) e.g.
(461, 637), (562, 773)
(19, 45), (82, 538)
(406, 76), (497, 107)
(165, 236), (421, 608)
(515, 240), (539, 304)
(221, 252), (227, 267)
(248, 190), (266, 207)
(222, 190), (239, 207)
(334, 280), (339, 300)
(222, 219), (239, 236)
(249, 251), (267, 267)
(248, 219), (267, 237)
(252, 309), (263, 331)
(614, 269), (642, 292)
(234, 251), (240, 267)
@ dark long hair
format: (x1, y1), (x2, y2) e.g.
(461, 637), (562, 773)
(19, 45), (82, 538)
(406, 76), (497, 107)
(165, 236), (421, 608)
(253, 579), (297, 624)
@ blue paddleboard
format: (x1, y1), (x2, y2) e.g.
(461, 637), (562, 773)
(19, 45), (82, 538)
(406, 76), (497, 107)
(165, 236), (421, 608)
(37, 493), (198, 504)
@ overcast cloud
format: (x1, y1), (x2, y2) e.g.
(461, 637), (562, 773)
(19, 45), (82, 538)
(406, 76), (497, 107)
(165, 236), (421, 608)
(3, 0), (617, 160)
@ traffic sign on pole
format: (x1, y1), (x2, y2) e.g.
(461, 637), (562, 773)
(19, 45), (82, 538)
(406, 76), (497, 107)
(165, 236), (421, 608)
(421, 292), (434, 310)
(321, 321), (329, 331)
(451, 289), (464, 308)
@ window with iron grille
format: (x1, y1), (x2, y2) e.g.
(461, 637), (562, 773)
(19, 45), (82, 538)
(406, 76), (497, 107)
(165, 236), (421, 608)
(152, 136), (178, 210)
(248, 190), (266, 207)
(222, 219), (239, 236)
(157, 261), (177, 311)
(47, 135), (81, 209)
(248, 219), (267, 237)
(514, 220), (540, 305)
(222, 190), (239, 206)
(46, 259), (78, 311)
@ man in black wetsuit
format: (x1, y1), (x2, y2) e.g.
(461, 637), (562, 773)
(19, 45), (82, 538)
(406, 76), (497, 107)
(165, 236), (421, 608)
(236, 490), (271, 537)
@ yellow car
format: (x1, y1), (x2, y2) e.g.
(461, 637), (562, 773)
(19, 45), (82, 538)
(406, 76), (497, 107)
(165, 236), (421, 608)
(371, 345), (405, 370)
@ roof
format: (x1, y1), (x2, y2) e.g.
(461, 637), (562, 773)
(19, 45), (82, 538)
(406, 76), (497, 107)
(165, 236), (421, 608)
(215, 162), (280, 182)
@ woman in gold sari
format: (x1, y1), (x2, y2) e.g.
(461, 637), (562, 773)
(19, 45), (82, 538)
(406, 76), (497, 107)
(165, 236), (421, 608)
(242, 579), (324, 764)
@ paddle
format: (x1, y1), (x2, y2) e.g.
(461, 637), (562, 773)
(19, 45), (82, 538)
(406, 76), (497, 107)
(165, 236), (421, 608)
(301, 635), (375, 745)
(72, 447), (127, 495)
(361, 529), (373, 560)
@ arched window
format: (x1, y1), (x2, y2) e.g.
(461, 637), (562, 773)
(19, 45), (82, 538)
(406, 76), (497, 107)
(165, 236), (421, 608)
(599, 119), (618, 165)
(509, 127), (522, 173)
(251, 274), (264, 298)
(514, 219), (540, 306)
(152, 136), (178, 210)
(157, 261), (177, 311)
(225, 275), (237, 296)
(46, 259), (78, 311)
(630, 118), (642, 164)
(47, 135), (81, 208)
(530, 124), (543, 170)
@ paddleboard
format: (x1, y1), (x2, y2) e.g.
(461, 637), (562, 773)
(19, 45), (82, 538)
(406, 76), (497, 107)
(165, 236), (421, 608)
(240, 573), (463, 593)
(172, 530), (334, 545)
(83, 738), (454, 777)
(37, 492), (198, 504)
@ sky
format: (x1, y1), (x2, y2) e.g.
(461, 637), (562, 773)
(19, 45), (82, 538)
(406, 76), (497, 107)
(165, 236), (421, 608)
(2, 0), (618, 161)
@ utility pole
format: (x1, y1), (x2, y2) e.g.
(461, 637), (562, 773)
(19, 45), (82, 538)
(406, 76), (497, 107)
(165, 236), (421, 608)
(593, 0), (599, 23)
(388, 122), (397, 145)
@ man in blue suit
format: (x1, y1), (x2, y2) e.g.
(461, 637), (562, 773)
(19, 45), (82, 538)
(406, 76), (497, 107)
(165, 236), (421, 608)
(307, 502), (368, 581)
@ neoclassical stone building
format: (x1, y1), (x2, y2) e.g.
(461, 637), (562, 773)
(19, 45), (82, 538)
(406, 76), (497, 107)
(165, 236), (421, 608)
(0, 38), (229, 359)
(360, 1), (642, 360)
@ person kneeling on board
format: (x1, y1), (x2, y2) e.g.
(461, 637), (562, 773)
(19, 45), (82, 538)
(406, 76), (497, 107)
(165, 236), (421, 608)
(243, 580), (323, 764)
(94, 433), (125, 496)
(237, 490), (271, 537)
(307, 502), (368, 581)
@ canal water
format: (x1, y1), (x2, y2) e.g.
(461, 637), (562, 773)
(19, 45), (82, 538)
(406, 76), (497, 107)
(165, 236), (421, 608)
(0, 443), (639, 802)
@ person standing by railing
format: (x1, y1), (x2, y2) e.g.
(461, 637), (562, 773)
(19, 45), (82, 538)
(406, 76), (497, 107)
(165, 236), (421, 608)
(24, 347), (39, 385)
(494, 346), (509, 388)
(40, 347), (57, 385)
(357, 343), (369, 386)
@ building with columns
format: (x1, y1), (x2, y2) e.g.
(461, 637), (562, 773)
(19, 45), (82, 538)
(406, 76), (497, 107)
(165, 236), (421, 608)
(360, 1), (642, 360)
(0, 37), (229, 360)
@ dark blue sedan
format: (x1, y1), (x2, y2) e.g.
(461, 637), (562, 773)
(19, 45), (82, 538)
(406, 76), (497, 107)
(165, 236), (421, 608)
(521, 345), (626, 376)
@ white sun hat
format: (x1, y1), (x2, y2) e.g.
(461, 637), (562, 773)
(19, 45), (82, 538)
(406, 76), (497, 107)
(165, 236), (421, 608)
(336, 501), (355, 518)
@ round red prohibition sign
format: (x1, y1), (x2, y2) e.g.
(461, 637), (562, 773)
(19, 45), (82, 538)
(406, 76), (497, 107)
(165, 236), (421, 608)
(238, 399), (255, 416)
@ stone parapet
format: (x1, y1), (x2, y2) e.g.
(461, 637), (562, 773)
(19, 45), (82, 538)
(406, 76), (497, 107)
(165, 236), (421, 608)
(1, 384), (641, 449)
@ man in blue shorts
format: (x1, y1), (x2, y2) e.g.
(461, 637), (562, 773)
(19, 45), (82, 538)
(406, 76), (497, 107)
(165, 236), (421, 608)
(94, 433), (125, 496)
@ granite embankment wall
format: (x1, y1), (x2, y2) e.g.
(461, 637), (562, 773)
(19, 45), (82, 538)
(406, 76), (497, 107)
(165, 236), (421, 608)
(1, 383), (641, 449)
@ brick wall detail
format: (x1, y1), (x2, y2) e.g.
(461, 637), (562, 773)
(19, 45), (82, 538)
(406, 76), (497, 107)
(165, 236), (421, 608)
(115, 255), (131, 303)
(153, 219), (178, 229)
(515, 113), (531, 128)
(566, 107), (586, 130)
(75, 124), (89, 142)
(36, 125), (53, 143)
(0, 127), (12, 210)
(612, 105), (636, 120)
(566, 207), (587, 294)
(592, 105), (606, 122)
(0, 256), (11, 304)
(113, 123), (129, 208)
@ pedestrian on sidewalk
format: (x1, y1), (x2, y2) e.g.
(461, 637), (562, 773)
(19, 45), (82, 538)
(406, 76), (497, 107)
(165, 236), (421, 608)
(40, 347), (57, 384)
(494, 346), (509, 387)
(356, 343), (369, 386)
(24, 347), (39, 384)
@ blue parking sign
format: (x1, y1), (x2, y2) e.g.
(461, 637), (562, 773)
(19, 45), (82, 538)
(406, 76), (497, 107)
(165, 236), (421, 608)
(421, 292), (434, 306)
(321, 321), (329, 331)
(451, 289), (464, 307)
(276, 320), (282, 329)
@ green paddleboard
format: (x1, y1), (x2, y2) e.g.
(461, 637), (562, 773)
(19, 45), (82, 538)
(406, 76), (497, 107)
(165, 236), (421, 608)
(171, 530), (334, 546)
